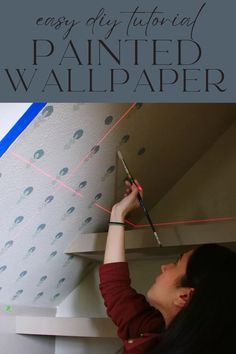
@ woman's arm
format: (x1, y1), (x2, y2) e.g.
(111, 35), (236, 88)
(104, 180), (141, 264)
(100, 180), (164, 340)
(104, 206), (126, 263)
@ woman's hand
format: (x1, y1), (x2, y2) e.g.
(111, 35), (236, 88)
(111, 179), (143, 221)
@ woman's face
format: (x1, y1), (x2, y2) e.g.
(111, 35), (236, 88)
(147, 250), (194, 323)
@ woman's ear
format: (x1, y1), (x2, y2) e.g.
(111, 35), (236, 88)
(174, 288), (194, 308)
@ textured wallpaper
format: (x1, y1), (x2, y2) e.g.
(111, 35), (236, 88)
(0, 102), (141, 307)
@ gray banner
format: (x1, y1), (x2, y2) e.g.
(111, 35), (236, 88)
(0, 0), (235, 102)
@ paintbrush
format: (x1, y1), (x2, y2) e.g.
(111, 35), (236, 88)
(117, 150), (162, 247)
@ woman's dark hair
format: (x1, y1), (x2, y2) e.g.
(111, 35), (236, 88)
(150, 243), (236, 354)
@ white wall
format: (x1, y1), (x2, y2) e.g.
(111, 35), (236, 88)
(55, 337), (122, 354)
(0, 305), (55, 354)
(0, 320), (54, 354)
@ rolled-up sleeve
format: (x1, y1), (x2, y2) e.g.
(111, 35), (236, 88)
(99, 262), (164, 341)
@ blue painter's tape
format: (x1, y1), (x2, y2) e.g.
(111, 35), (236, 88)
(0, 102), (47, 158)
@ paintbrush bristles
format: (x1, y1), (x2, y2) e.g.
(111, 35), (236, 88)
(117, 150), (123, 161)
(117, 150), (130, 176)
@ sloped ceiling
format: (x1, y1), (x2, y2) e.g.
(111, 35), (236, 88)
(0, 103), (235, 307)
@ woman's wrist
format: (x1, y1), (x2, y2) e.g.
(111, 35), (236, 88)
(110, 205), (125, 223)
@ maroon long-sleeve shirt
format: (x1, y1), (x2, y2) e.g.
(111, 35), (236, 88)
(99, 262), (165, 353)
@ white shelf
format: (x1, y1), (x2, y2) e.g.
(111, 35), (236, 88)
(65, 220), (236, 260)
(15, 316), (117, 337)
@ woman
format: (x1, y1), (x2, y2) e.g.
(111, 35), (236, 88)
(99, 180), (236, 354)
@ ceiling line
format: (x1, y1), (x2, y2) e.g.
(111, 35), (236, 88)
(55, 102), (137, 192)
(134, 216), (235, 228)
(94, 202), (235, 227)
